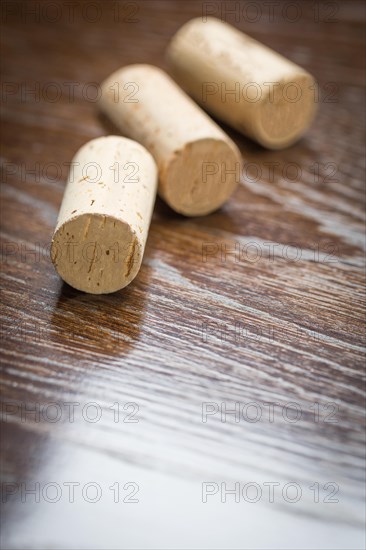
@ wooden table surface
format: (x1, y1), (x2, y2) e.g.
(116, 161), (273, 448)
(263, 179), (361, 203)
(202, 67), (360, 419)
(1, 1), (365, 549)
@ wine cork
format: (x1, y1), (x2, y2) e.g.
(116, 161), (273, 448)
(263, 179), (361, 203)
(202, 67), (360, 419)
(99, 64), (241, 216)
(166, 17), (317, 149)
(51, 136), (157, 294)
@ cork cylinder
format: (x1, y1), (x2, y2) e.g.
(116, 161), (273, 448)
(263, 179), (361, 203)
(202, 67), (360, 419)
(99, 64), (241, 216)
(166, 17), (317, 149)
(51, 136), (157, 294)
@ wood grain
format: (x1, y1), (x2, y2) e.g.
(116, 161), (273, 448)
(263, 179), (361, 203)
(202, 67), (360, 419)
(0, 1), (365, 549)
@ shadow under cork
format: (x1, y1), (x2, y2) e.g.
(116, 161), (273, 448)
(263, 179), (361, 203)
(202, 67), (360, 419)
(49, 266), (150, 358)
(97, 111), (127, 138)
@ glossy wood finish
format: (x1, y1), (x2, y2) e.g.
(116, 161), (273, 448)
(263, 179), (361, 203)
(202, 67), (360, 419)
(1, 1), (365, 549)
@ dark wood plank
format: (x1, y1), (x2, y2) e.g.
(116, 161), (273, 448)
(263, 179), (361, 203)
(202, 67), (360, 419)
(1, 1), (365, 549)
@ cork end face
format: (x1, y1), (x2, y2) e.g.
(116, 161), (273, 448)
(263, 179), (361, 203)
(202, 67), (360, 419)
(257, 74), (317, 149)
(161, 139), (241, 216)
(51, 214), (142, 294)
